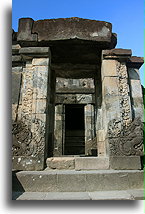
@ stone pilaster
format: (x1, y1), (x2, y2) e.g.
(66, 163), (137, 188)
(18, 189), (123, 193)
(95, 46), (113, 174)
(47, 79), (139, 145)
(12, 47), (51, 170)
(101, 49), (144, 169)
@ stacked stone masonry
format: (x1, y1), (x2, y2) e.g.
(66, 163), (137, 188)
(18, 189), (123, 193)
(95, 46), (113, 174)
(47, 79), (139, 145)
(12, 17), (144, 171)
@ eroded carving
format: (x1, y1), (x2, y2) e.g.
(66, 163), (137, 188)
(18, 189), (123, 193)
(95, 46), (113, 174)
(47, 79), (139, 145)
(108, 118), (143, 156)
(117, 62), (132, 128)
(12, 118), (45, 157)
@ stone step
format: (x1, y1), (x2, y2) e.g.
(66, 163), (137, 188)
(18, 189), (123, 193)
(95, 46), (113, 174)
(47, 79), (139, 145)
(12, 170), (143, 193)
(12, 189), (144, 200)
(46, 156), (142, 170)
(46, 157), (109, 170)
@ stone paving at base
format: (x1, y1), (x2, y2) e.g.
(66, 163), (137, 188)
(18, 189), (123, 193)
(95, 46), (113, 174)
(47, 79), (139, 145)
(13, 189), (144, 200)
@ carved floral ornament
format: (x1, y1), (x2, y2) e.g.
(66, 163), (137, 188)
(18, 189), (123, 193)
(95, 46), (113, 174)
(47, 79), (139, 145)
(108, 118), (143, 156)
(12, 118), (45, 157)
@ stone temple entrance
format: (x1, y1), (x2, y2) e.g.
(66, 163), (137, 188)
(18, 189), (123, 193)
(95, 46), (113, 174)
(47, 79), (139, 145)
(12, 17), (144, 172)
(12, 17), (144, 200)
(64, 104), (85, 155)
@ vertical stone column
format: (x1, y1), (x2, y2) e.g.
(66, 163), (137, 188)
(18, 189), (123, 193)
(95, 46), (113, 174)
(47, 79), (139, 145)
(101, 49), (144, 169)
(85, 104), (96, 156)
(12, 47), (51, 170)
(127, 57), (144, 122)
(54, 104), (64, 156)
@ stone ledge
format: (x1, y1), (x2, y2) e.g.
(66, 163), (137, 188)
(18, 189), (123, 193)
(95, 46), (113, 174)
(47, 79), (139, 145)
(103, 48), (132, 56)
(127, 56), (144, 69)
(13, 190), (144, 200)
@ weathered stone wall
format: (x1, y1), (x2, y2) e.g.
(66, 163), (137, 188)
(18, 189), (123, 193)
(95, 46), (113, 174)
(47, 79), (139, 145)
(100, 49), (144, 169)
(12, 46), (51, 170)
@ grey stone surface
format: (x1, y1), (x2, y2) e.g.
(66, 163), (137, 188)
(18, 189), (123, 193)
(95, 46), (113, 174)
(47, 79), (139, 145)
(20, 47), (50, 55)
(32, 58), (49, 66)
(12, 66), (23, 73)
(13, 170), (144, 192)
(17, 18), (37, 41)
(110, 156), (142, 170)
(13, 189), (144, 200)
(127, 189), (144, 200)
(46, 157), (75, 170)
(128, 68), (140, 80)
(75, 157), (109, 170)
(44, 192), (90, 200)
(12, 55), (22, 62)
(12, 44), (21, 54)
(32, 17), (112, 43)
(12, 156), (44, 171)
(16, 171), (58, 192)
(127, 171), (144, 190)
(57, 173), (86, 192)
(103, 48), (132, 57)
(89, 190), (132, 200)
(12, 72), (21, 104)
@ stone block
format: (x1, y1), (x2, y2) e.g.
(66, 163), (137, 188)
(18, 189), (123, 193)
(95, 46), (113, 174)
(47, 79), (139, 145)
(127, 56), (144, 69)
(36, 99), (47, 113)
(12, 66), (22, 73)
(75, 157), (109, 170)
(19, 47), (50, 55)
(102, 59), (118, 77)
(34, 65), (49, 72)
(57, 172), (86, 192)
(127, 189), (144, 200)
(15, 171), (58, 192)
(44, 192), (90, 200)
(105, 96), (121, 122)
(89, 190), (131, 200)
(85, 171), (129, 191)
(12, 104), (17, 121)
(103, 49), (132, 57)
(97, 141), (106, 157)
(33, 69), (49, 98)
(128, 171), (143, 189)
(102, 77), (119, 96)
(46, 157), (75, 170)
(17, 18), (37, 41)
(109, 156), (142, 170)
(12, 72), (21, 104)
(128, 68), (140, 80)
(12, 55), (22, 62)
(130, 79), (143, 98)
(32, 58), (49, 66)
(12, 44), (21, 54)
(133, 105), (144, 122)
(12, 156), (44, 171)
(97, 130), (105, 142)
(32, 17), (112, 43)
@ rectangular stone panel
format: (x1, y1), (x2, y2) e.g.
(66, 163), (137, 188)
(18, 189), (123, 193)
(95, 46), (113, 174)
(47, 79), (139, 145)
(109, 156), (142, 170)
(102, 59), (118, 78)
(75, 157), (109, 170)
(33, 68), (49, 99)
(102, 77), (119, 96)
(130, 79), (143, 98)
(12, 72), (21, 104)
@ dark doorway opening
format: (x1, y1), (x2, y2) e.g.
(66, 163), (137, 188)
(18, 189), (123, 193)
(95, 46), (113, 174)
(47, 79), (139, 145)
(64, 104), (85, 155)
